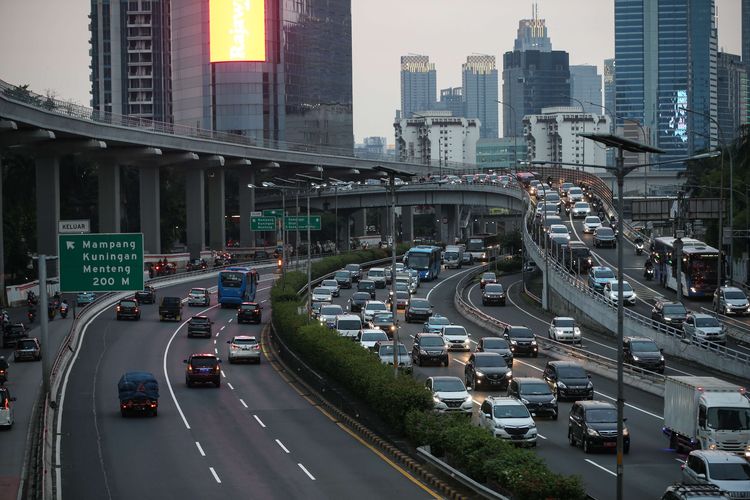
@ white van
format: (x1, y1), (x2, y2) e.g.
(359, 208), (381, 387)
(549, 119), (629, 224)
(443, 245), (464, 269)
(367, 267), (387, 288)
(335, 314), (363, 338)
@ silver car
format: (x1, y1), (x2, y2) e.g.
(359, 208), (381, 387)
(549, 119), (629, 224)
(0, 387), (16, 428)
(683, 313), (727, 344)
(682, 450), (750, 497)
(226, 335), (261, 364)
(582, 216), (602, 234)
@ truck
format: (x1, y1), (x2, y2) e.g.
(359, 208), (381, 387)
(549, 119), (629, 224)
(158, 296), (183, 322)
(662, 376), (750, 458)
(443, 245), (465, 269)
(118, 372), (159, 417)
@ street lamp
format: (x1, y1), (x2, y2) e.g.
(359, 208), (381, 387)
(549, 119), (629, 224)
(296, 172), (324, 319)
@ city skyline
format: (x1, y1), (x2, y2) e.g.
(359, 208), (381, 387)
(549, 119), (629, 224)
(0, 0), (743, 142)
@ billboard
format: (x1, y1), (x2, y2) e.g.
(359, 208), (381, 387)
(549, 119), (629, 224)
(209, 0), (266, 63)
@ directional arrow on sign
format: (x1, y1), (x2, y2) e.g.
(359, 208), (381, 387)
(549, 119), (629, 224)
(67, 241), (75, 250)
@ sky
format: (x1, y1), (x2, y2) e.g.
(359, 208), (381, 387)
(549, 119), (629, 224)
(0, 0), (743, 143)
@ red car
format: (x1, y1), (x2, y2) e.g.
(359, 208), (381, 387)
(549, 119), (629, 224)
(480, 272), (498, 290)
(237, 302), (262, 324)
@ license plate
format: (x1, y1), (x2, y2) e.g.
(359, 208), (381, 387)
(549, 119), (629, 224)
(603, 442), (616, 447)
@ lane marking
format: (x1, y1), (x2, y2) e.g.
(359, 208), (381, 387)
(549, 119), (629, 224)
(195, 441), (205, 457)
(213, 339), (216, 345)
(215, 331), (221, 337)
(298, 463), (316, 481)
(227, 382), (234, 390)
(240, 399), (248, 408)
(538, 433), (548, 440)
(228, 318), (233, 323)
(214, 348), (218, 354)
(275, 439), (290, 453)
(253, 414), (267, 428)
(209, 467), (222, 483)
(221, 370), (226, 378)
(453, 359), (466, 365)
(220, 325), (226, 331)
(585, 458), (616, 477)
(426, 266), (477, 301)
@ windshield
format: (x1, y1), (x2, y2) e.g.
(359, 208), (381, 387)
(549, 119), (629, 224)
(322, 280), (338, 287)
(410, 299), (430, 308)
(482, 338), (509, 349)
(594, 269), (615, 280)
(707, 408), (750, 431)
(695, 317), (721, 327)
(725, 291), (747, 300)
(493, 405), (530, 419)
(520, 383), (552, 396)
(337, 319), (362, 330)
(421, 337), (445, 347)
(120, 300), (137, 308)
(408, 254), (431, 270)
(466, 239), (484, 251)
(190, 288), (204, 294)
(430, 317), (450, 326)
(368, 270), (384, 277)
(554, 319), (575, 328)
(220, 271), (244, 288)
(509, 328), (533, 338)
(320, 306), (343, 315)
(485, 284), (504, 293)
(569, 188), (582, 195)
(313, 288), (330, 296)
(373, 313), (394, 323)
(366, 303), (387, 312)
(610, 282), (633, 292)
(482, 273), (496, 280)
(551, 227), (568, 234)
(432, 378), (465, 392)
(597, 228), (614, 237)
(575, 202), (589, 208)
(335, 272), (350, 279)
(586, 408), (618, 423)
(557, 366), (587, 378)
(240, 304), (258, 310)
(585, 217), (601, 224)
(17, 339), (36, 349)
(663, 304), (687, 315)
(359, 281), (375, 289)
(361, 331), (386, 342)
(443, 326), (467, 336)
(475, 356), (507, 368)
(191, 317), (210, 324)
(379, 344), (408, 356)
(629, 340), (659, 352)
(444, 251), (459, 259)
(708, 462), (750, 481)
(345, 264), (360, 272)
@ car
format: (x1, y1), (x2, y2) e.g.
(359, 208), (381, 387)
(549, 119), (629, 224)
(568, 400), (629, 454)
(479, 272), (497, 289)
(14, 337), (41, 362)
(348, 292), (371, 313)
(335, 314), (363, 338)
(76, 291), (96, 307)
(311, 287), (333, 303)
(391, 280), (411, 297)
(426, 376), (473, 414)
(423, 314), (451, 334)
(477, 396), (537, 446)
(184, 353), (222, 387)
(185, 259), (208, 272)
(683, 313), (727, 344)
(116, 299), (141, 320)
(237, 302), (262, 324)
(563, 241), (593, 274)
(319, 304), (344, 328)
(545, 192), (562, 211)
(652, 299), (688, 326)
(588, 266), (615, 293)
(713, 286), (750, 316)
(548, 224), (570, 241)
(358, 329), (388, 350)
(411, 333), (449, 366)
(548, 316), (582, 344)
(568, 186), (584, 202)
(464, 352), (512, 390)
(310, 301), (323, 319)
(476, 337), (513, 365)
(187, 315), (212, 338)
(320, 279), (341, 298)
(344, 263), (362, 282)
(603, 280), (637, 306)
(441, 325), (471, 351)
(388, 291), (410, 310)
(660, 483), (731, 500)
(405, 298), (432, 323)
(367, 267), (387, 288)
(0, 387), (16, 428)
(681, 450), (750, 497)
(406, 268), (421, 288)
(362, 300), (388, 323)
(369, 312), (396, 338)
(396, 275), (418, 295)
(508, 377), (558, 420)
(571, 202), (591, 218)
(375, 341), (412, 373)
(502, 325), (538, 357)
(582, 215), (603, 234)
(333, 270), (353, 289)
(134, 285), (156, 304)
(543, 361), (594, 400)
(2, 323), (28, 348)
(482, 283), (506, 306)
(357, 280), (377, 299)
(226, 335), (261, 364)
(560, 182), (574, 197)
(623, 336), (665, 373)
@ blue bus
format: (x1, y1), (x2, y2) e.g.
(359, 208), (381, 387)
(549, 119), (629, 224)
(404, 246), (442, 281)
(651, 237), (719, 298)
(218, 267), (258, 306)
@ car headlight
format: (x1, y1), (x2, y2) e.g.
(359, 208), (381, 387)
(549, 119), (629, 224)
(587, 428), (599, 437)
(420, 349), (428, 356)
(660, 355), (665, 361)
(433, 395), (442, 403)
(623, 427), (629, 436)
(475, 371), (485, 378)
(464, 395), (473, 403)
(520, 398), (530, 404)
(574, 327), (581, 337)
(510, 339), (518, 345)
(631, 355), (640, 361)
(587, 381), (594, 389)
(506, 371), (513, 378)
(551, 397), (557, 404)
(530, 340), (537, 346)
(557, 381), (567, 389)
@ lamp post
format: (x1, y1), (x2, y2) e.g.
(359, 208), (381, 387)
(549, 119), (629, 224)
(497, 100), (518, 173)
(296, 173), (324, 319)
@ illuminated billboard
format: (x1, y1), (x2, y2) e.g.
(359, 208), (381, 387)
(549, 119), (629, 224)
(209, 0), (266, 63)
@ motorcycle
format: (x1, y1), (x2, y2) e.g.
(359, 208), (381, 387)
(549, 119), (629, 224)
(27, 291), (38, 307)
(48, 305), (56, 321)
(60, 301), (69, 319)
(644, 267), (654, 281)
(635, 242), (644, 256)
(27, 308), (36, 323)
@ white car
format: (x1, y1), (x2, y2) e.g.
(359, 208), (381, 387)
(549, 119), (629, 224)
(187, 287), (210, 307)
(603, 281), (637, 306)
(567, 187), (584, 203)
(311, 287), (333, 303)
(548, 317), (582, 344)
(548, 224), (570, 241)
(441, 325), (471, 351)
(682, 313), (727, 344)
(334, 314), (363, 338)
(0, 387), (15, 428)
(320, 279), (341, 297)
(358, 328), (388, 349)
(362, 300), (388, 323)
(571, 202), (591, 218)
(226, 335), (261, 364)
(367, 267), (387, 288)
(319, 304), (344, 328)
(477, 396), (537, 446)
(682, 450), (750, 497)
(582, 215), (602, 234)
(426, 376), (473, 414)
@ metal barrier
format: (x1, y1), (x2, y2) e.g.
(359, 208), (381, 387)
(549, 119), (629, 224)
(417, 446), (510, 500)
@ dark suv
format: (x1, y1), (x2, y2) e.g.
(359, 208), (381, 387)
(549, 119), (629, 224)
(543, 361), (593, 400)
(464, 353), (512, 390)
(593, 227), (616, 248)
(651, 300), (688, 327)
(476, 337), (513, 366)
(116, 299), (141, 321)
(623, 336), (665, 373)
(568, 400), (630, 454)
(411, 333), (449, 367)
(357, 280), (377, 299)
(482, 283), (506, 306)
(184, 353), (222, 387)
(134, 285), (156, 304)
(502, 326), (538, 357)
(187, 316), (212, 338)
(508, 377), (558, 420)
(237, 302), (262, 324)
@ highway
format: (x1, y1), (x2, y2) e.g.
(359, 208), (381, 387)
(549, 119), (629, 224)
(58, 269), (437, 499)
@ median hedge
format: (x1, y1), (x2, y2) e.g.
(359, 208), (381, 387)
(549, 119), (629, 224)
(270, 249), (587, 499)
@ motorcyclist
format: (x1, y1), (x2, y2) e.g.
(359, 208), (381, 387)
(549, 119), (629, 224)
(643, 258), (654, 278)
(634, 236), (644, 255)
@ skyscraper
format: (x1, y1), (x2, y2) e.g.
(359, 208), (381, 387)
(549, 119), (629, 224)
(462, 55), (499, 139)
(513, 4), (552, 52)
(90, 0), (172, 122)
(400, 55), (437, 119)
(743, 0), (750, 65)
(570, 65), (603, 114)
(717, 52), (749, 142)
(436, 87), (464, 118)
(603, 59), (616, 121)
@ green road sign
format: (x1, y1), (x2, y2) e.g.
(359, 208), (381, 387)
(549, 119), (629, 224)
(251, 216), (277, 231)
(263, 209), (285, 217)
(284, 215), (321, 231)
(58, 233), (144, 292)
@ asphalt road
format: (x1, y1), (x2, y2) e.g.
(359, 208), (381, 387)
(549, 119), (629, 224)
(58, 270), (436, 500)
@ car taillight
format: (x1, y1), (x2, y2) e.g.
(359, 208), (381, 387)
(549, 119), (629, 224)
(116, 306), (121, 311)
(231, 345), (239, 350)
(253, 344), (260, 350)
(3, 400), (8, 409)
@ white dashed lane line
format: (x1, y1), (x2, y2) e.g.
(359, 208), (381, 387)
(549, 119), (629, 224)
(209, 467), (222, 483)
(585, 459), (616, 477)
(227, 382), (234, 390)
(275, 439), (290, 453)
(240, 399), (248, 408)
(298, 463), (316, 480)
(253, 414), (267, 428)
(221, 370), (226, 378)
(195, 441), (205, 457)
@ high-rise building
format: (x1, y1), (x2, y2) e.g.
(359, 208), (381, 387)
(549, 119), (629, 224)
(436, 87), (464, 118)
(462, 55), (499, 139)
(570, 65), (602, 114)
(90, 0), (172, 122)
(717, 52), (749, 142)
(400, 55), (437, 119)
(171, 0), (353, 149)
(743, 0), (750, 65)
(355, 136), (388, 159)
(513, 4), (552, 52)
(394, 111), (480, 166)
(476, 138), (527, 170)
(603, 58), (616, 166)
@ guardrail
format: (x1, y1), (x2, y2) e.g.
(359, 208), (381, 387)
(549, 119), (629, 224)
(416, 446), (510, 500)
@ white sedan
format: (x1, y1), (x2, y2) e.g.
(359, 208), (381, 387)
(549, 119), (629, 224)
(582, 215), (602, 234)
(320, 279), (341, 297)
(571, 202), (591, 218)
(311, 287), (333, 303)
(441, 325), (471, 351)
(548, 317), (582, 344)
(603, 281), (637, 306)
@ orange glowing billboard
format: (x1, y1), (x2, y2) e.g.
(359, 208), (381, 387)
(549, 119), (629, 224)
(209, 0), (266, 63)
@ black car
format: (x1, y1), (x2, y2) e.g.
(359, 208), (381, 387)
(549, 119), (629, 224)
(370, 312), (396, 338)
(237, 302), (262, 324)
(651, 300), (688, 327)
(357, 280), (377, 299)
(334, 270), (353, 289)
(479, 272), (497, 289)
(345, 263), (362, 282)
(411, 333), (449, 367)
(623, 336), (665, 373)
(404, 298), (432, 323)
(509, 377), (558, 420)
(3, 323), (28, 348)
(116, 299), (141, 321)
(464, 353), (512, 390)
(543, 361), (594, 400)
(187, 316), (212, 338)
(482, 283), (506, 306)
(476, 337), (513, 366)
(502, 326), (538, 357)
(185, 259), (208, 272)
(660, 483), (730, 500)
(134, 286), (156, 304)
(568, 400), (630, 454)
(348, 292), (371, 313)
(184, 353), (221, 387)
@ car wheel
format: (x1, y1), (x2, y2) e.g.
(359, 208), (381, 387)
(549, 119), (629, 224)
(152, 408), (158, 417)
(215, 378), (221, 388)
(415, 356), (422, 367)
(465, 377), (471, 388)
(116, 316), (121, 321)
(186, 378), (192, 387)
(121, 408), (128, 418)
(583, 437), (591, 453)
(568, 429), (576, 446)
(552, 412), (558, 421)
(228, 358), (234, 364)
(532, 352), (538, 358)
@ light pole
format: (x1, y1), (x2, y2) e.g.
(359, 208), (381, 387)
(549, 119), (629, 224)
(497, 100), (518, 173)
(296, 173), (324, 319)
(378, 166), (401, 377)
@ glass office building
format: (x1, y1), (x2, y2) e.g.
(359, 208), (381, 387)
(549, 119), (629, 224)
(400, 55), (437, 119)
(462, 55), (499, 139)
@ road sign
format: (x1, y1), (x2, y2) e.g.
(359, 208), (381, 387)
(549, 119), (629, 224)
(58, 233), (144, 292)
(263, 209), (285, 217)
(284, 216), (322, 231)
(250, 211), (262, 217)
(58, 219), (90, 234)
(251, 216), (276, 231)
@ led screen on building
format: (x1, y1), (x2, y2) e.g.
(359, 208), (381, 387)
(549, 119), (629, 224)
(209, 0), (266, 63)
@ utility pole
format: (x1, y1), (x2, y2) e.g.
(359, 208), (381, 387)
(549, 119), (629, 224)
(675, 190), (684, 303)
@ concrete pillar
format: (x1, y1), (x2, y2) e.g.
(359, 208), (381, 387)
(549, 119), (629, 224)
(0, 157), (4, 305)
(98, 163), (121, 233)
(239, 169), (255, 247)
(402, 206), (414, 243)
(353, 208), (367, 237)
(35, 156), (60, 276)
(438, 205), (449, 244)
(447, 205), (459, 244)
(139, 166), (161, 254)
(185, 169), (205, 258)
(207, 169), (225, 250)
(378, 208), (389, 237)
